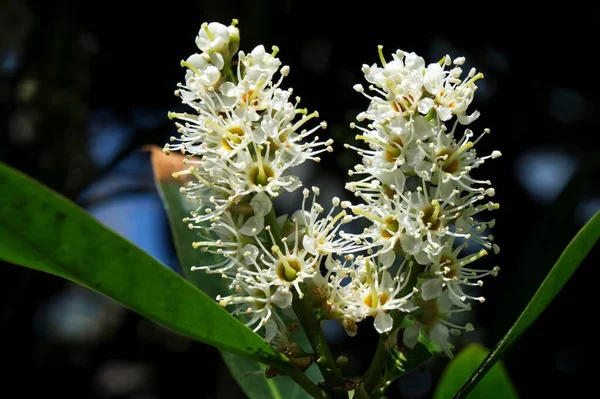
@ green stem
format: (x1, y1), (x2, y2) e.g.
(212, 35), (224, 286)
(265, 206), (283, 246)
(362, 333), (389, 393)
(263, 203), (345, 395)
(279, 361), (331, 399)
(370, 381), (391, 399)
(292, 292), (345, 391)
(222, 59), (238, 84)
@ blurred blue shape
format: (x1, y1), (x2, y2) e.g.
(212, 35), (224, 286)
(78, 173), (143, 204)
(549, 88), (586, 124)
(322, 319), (346, 345)
(34, 287), (125, 344)
(87, 109), (134, 168)
(131, 107), (167, 130)
(87, 192), (177, 269)
(515, 149), (578, 204)
(1, 51), (19, 75)
(78, 151), (155, 205)
(92, 360), (152, 396)
(576, 197), (600, 226)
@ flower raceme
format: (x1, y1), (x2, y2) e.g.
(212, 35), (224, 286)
(165, 20), (355, 347)
(165, 20), (500, 357)
(345, 47), (501, 352)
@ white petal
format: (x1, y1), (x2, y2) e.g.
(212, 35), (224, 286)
(292, 209), (310, 226)
(418, 98), (434, 114)
(239, 216), (264, 236)
(457, 110), (480, 125)
(438, 290), (453, 312)
(400, 233), (420, 254)
(380, 271), (394, 290)
(260, 115), (279, 138)
(303, 235), (318, 256)
(374, 311), (393, 334)
(241, 244), (259, 263)
(403, 324), (420, 348)
(437, 106), (452, 121)
(276, 214), (288, 230)
(209, 52), (224, 70)
(250, 192), (272, 218)
(186, 53), (209, 69)
(263, 319), (278, 343)
(424, 63), (443, 93)
(281, 175), (302, 192)
(404, 52), (425, 70)
(379, 250), (396, 267)
(199, 66), (221, 87)
(414, 250), (431, 265)
(429, 323), (449, 349)
(421, 278), (443, 300)
(399, 300), (419, 313)
(271, 288), (293, 309)
(219, 81), (238, 97)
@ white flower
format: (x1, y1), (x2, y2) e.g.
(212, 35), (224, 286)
(195, 22), (231, 63)
(294, 188), (360, 257)
(189, 212), (259, 278)
(403, 290), (474, 352)
(327, 257), (416, 335)
(357, 48), (426, 120)
(423, 59), (483, 124)
(421, 240), (500, 307)
(178, 53), (222, 101)
(216, 275), (290, 340)
(240, 45), (282, 86)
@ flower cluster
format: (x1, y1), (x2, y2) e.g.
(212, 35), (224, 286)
(165, 20), (360, 346)
(166, 21), (501, 357)
(343, 46), (501, 352)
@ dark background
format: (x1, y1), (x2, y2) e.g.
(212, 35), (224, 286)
(1, 1), (598, 398)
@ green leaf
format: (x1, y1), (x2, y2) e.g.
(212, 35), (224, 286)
(146, 146), (225, 299)
(365, 325), (441, 399)
(492, 161), (598, 340)
(222, 352), (322, 399)
(455, 209), (600, 398)
(382, 317), (442, 381)
(0, 160), (282, 365)
(386, 341), (436, 381)
(148, 148), (322, 399)
(433, 344), (517, 399)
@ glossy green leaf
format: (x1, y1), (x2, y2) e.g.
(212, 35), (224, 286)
(455, 209), (600, 398)
(386, 342), (436, 381)
(493, 161), (599, 339)
(148, 148), (322, 399)
(433, 344), (517, 399)
(0, 161), (281, 365)
(222, 352), (322, 399)
(146, 146), (226, 299)
(369, 330), (440, 399)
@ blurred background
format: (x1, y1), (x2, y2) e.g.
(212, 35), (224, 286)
(1, 1), (598, 398)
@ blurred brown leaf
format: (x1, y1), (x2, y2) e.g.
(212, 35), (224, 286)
(143, 145), (190, 183)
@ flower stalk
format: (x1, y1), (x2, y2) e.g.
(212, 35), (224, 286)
(362, 333), (390, 393)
